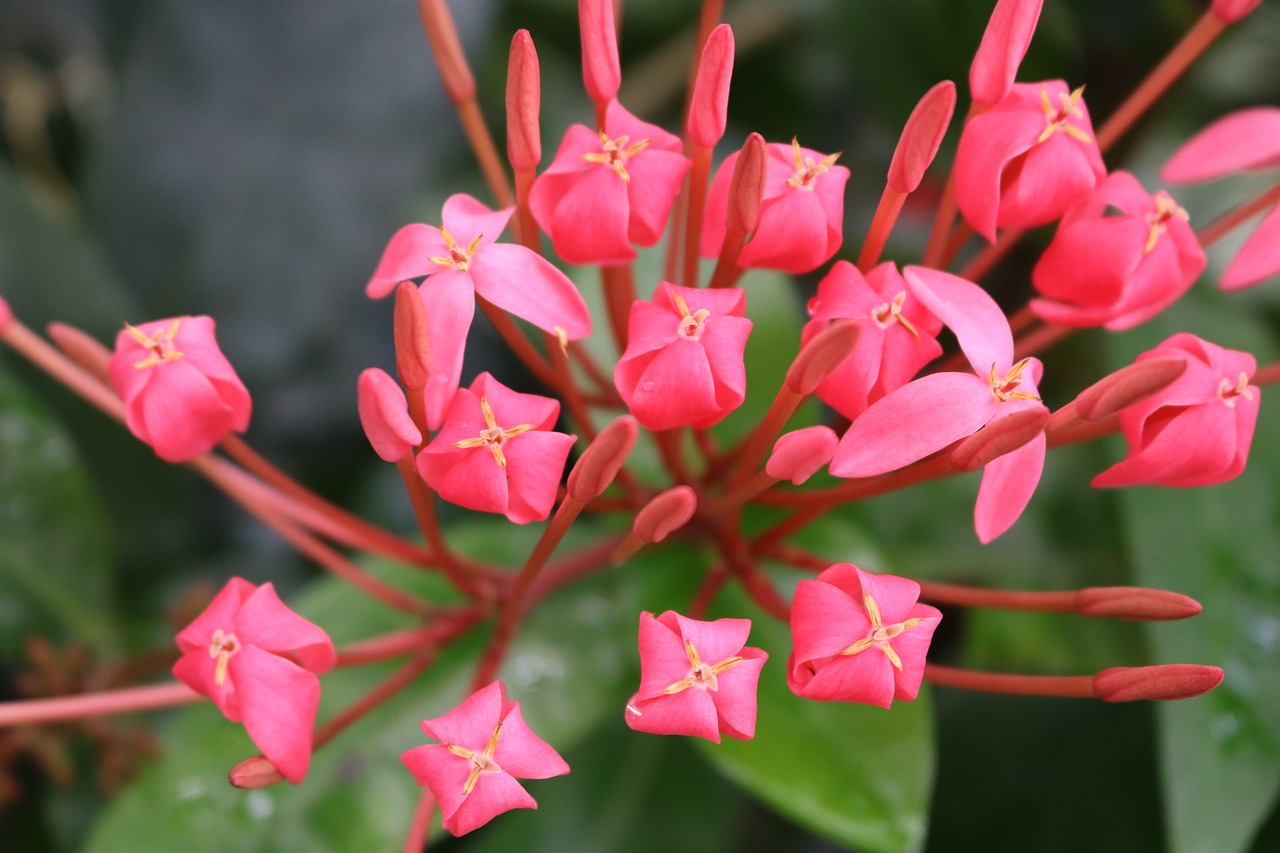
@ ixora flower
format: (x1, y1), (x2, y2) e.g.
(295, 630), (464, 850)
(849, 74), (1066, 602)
(614, 282), (752, 430)
(955, 79), (1106, 241)
(701, 138), (850, 274)
(803, 261), (943, 421)
(1031, 171), (1204, 329)
(529, 99), (690, 265)
(108, 315), (251, 463)
(365, 194), (591, 430)
(624, 611), (767, 743)
(401, 681), (570, 836)
(417, 372), (575, 523)
(788, 564), (942, 708)
(171, 578), (335, 784)
(1093, 333), (1260, 488)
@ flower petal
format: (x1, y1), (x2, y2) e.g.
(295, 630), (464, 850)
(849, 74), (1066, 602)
(230, 645), (321, 783)
(906, 267), (1013, 375)
(1161, 107), (1280, 183)
(469, 243), (592, 338)
(1221, 201), (1280, 291)
(974, 430), (1046, 542)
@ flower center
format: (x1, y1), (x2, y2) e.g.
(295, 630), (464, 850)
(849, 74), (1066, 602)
(837, 591), (923, 671)
(670, 291), (711, 341)
(785, 137), (841, 190)
(989, 359), (1042, 403)
(870, 291), (920, 338)
(126, 319), (185, 370)
(1218, 372), (1253, 407)
(582, 131), (651, 182)
(662, 638), (744, 695)
(1037, 84), (1092, 145)
(452, 395), (534, 467)
(208, 629), (241, 689)
(430, 227), (483, 272)
(1144, 191), (1189, 253)
(446, 722), (504, 796)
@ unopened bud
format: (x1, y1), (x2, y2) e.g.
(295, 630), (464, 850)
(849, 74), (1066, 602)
(950, 405), (1048, 472)
(1093, 664), (1224, 703)
(47, 321), (112, 382)
(766, 426), (838, 485)
(394, 281), (431, 391)
(726, 133), (768, 239)
(0, 295), (12, 333)
(567, 416), (637, 502)
(633, 486), (697, 544)
(688, 25), (734, 149)
(229, 755), (285, 789)
(786, 320), (859, 395)
(579, 0), (620, 106)
(358, 368), (422, 462)
(888, 80), (956, 194)
(1075, 586), (1202, 621)
(1211, 0), (1264, 23)
(970, 0), (1043, 107)
(506, 30), (541, 171)
(417, 0), (476, 104)
(1073, 354), (1187, 423)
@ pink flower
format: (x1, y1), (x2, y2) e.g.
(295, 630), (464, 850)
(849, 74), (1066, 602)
(969, 0), (1043, 108)
(529, 100), (690, 265)
(401, 681), (569, 836)
(417, 372), (575, 523)
(365, 194), (591, 429)
(357, 368), (421, 462)
(625, 611), (767, 743)
(1093, 334), (1259, 488)
(701, 139), (850, 274)
(171, 578), (335, 784)
(614, 283), (752, 430)
(108, 316), (251, 463)
(788, 564), (942, 708)
(830, 267), (1048, 542)
(1031, 171), (1205, 329)
(955, 80), (1106, 241)
(803, 261), (943, 421)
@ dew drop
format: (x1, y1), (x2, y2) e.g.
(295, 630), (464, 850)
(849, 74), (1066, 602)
(642, 380), (656, 392)
(435, 372), (450, 384)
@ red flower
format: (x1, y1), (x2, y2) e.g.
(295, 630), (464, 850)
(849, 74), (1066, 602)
(401, 681), (570, 836)
(171, 578), (335, 784)
(108, 316), (251, 462)
(625, 611), (767, 743)
(788, 564), (941, 708)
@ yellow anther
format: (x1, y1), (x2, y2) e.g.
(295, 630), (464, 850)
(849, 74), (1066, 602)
(126, 319), (185, 370)
(1144, 191), (1189, 254)
(583, 131), (651, 181)
(452, 396), (535, 467)
(786, 137), (842, 189)
(1037, 84), (1091, 145)
(989, 359), (1042, 403)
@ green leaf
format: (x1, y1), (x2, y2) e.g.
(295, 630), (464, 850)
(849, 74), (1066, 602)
(696, 587), (934, 853)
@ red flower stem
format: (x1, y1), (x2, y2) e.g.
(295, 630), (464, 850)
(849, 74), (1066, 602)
(720, 527), (790, 621)
(335, 614), (481, 667)
(704, 470), (777, 517)
(46, 320), (113, 383)
(922, 102), (978, 268)
(313, 653), (436, 753)
(708, 239), (747, 289)
(728, 385), (803, 489)
(471, 496), (589, 689)
(1045, 411), (1120, 449)
(568, 340), (615, 396)
(1095, 10), (1227, 154)
(393, 456), (490, 598)
(654, 427), (695, 486)
(938, 219), (976, 270)
(476, 297), (559, 387)
(956, 226), (1023, 283)
(1198, 181), (1280, 248)
(513, 167), (542, 253)
(403, 787), (438, 853)
(527, 536), (624, 603)
(0, 682), (199, 727)
(546, 331), (598, 441)
(1013, 320), (1073, 360)
(0, 319), (126, 422)
(1007, 304), (1037, 335)
(924, 663), (1096, 698)
(687, 564), (729, 619)
(857, 187), (907, 272)
(682, 145), (714, 287)
(1253, 361), (1280, 387)
(602, 264), (636, 355)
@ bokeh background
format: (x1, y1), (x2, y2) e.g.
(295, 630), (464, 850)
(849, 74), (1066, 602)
(2, 1), (1279, 850)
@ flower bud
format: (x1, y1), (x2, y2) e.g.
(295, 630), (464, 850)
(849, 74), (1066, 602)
(229, 755), (286, 789)
(969, 0), (1043, 107)
(579, 0), (620, 106)
(0, 295), (12, 333)
(506, 30), (541, 172)
(567, 416), (637, 502)
(417, 0), (476, 104)
(766, 426), (838, 485)
(47, 321), (112, 382)
(949, 405), (1049, 472)
(786, 320), (859, 396)
(633, 486), (697, 544)
(688, 25), (734, 149)
(1075, 587), (1202, 621)
(358, 368), (422, 462)
(725, 133), (767, 239)
(393, 281), (431, 392)
(1093, 664), (1223, 702)
(1067, 354), (1187, 424)
(1211, 0), (1264, 23)
(888, 80), (956, 194)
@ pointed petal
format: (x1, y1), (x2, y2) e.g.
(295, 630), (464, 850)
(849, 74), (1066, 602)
(636, 611), (698, 698)
(549, 165), (634, 264)
(445, 771), (537, 836)
(970, 0), (1044, 106)
(905, 266), (1014, 373)
(793, 644), (896, 707)
(625, 149), (692, 247)
(400, 743), (469, 819)
(491, 703), (569, 779)
(420, 681), (505, 747)
(231, 646), (320, 783)
(697, 314), (752, 412)
(954, 108), (1044, 241)
(472, 371), (561, 431)
(738, 187), (832, 274)
(174, 577), (256, 653)
(1221, 202), (1280, 290)
(617, 340), (719, 431)
(672, 613), (752, 669)
(469, 244), (591, 338)
(441, 194), (515, 250)
(366, 224), (448, 298)
(626, 685), (722, 741)
(856, 567), (926, 624)
(712, 648), (767, 740)
(418, 271), (476, 431)
(889, 605), (943, 702)
(790, 576), (871, 663)
(974, 431), (1046, 542)
(1161, 107), (1280, 183)
(172, 649), (238, 720)
(1032, 216), (1146, 305)
(501, 430), (576, 524)
(357, 368), (422, 462)
(131, 361), (236, 462)
(233, 583), (335, 673)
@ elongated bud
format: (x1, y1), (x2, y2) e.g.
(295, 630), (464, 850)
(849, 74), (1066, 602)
(579, 0), (620, 106)
(688, 24), (734, 149)
(0, 295), (11, 333)
(47, 321), (112, 382)
(229, 755), (285, 789)
(726, 132), (768, 239)
(417, 0), (476, 104)
(950, 405), (1048, 471)
(969, 0), (1043, 107)
(1212, 0), (1263, 23)
(633, 486), (697, 544)
(393, 281), (431, 391)
(888, 80), (956, 194)
(358, 368), (422, 462)
(1075, 587), (1202, 621)
(506, 30), (541, 171)
(786, 320), (859, 395)
(766, 426), (838, 485)
(1047, 354), (1186, 433)
(1093, 664), (1224, 702)
(567, 415), (637, 501)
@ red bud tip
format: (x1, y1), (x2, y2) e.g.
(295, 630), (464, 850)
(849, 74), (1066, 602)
(1094, 664), (1224, 703)
(393, 281), (431, 391)
(567, 416), (637, 502)
(786, 320), (860, 395)
(358, 368), (423, 462)
(506, 30), (542, 172)
(888, 80), (957, 194)
(688, 24), (734, 149)
(229, 755), (285, 789)
(1076, 586), (1203, 621)
(417, 0), (476, 104)
(969, 0), (1043, 107)
(766, 426), (838, 485)
(1212, 0), (1264, 23)
(726, 133), (768, 239)
(949, 405), (1049, 472)
(0, 295), (12, 333)
(47, 321), (113, 381)
(1076, 354), (1187, 422)
(633, 485), (698, 544)
(579, 0), (621, 106)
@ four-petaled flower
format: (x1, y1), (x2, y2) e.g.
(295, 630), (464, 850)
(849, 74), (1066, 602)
(788, 564), (942, 708)
(625, 611), (768, 743)
(171, 578), (335, 784)
(401, 680), (570, 836)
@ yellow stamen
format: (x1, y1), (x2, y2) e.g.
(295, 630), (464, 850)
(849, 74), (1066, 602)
(1144, 192), (1189, 254)
(786, 136), (842, 189)
(452, 395), (535, 468)
(1037, 84), (1091, 145)
(126, 319), (185, 370)
(583, 131), (651, 181)
(989, 359), (1042, 403)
